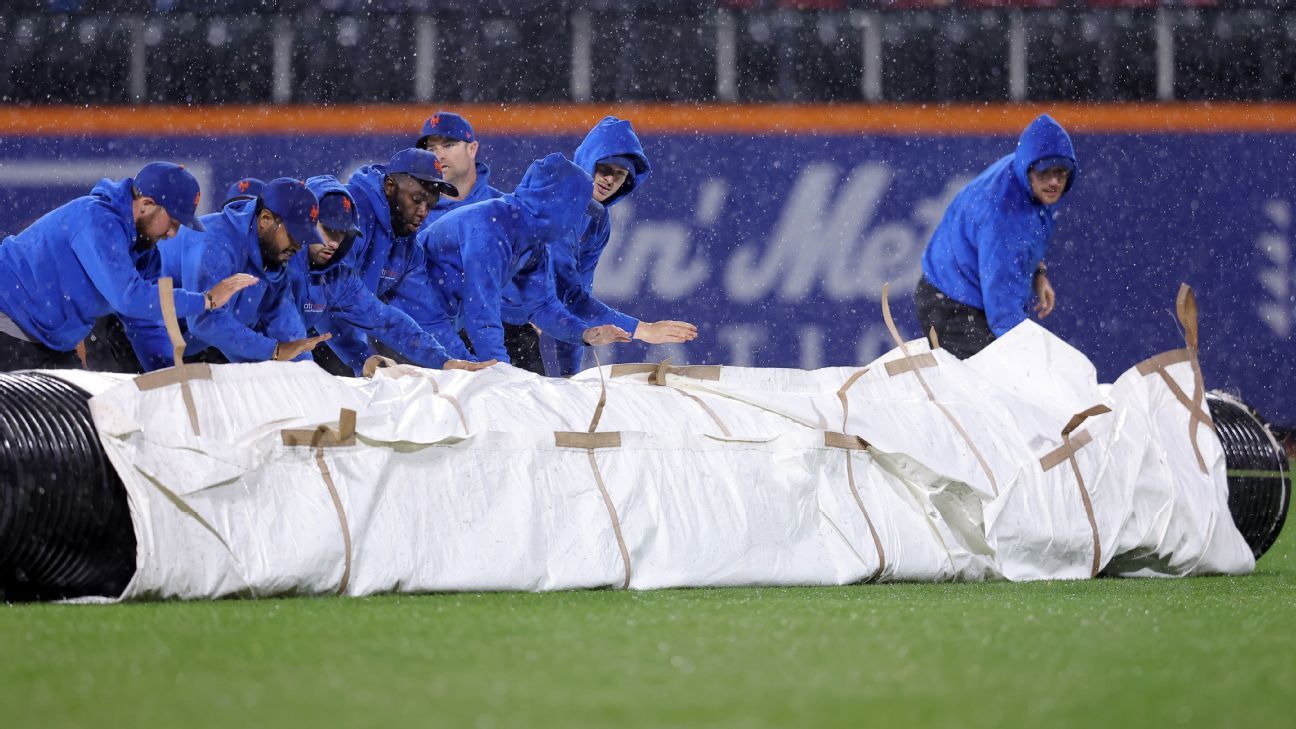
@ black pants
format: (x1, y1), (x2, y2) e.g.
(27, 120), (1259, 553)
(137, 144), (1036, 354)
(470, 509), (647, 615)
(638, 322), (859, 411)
(502, 322), (546, 375)
(913, 276), (995, 360)
(0, 331), (82, 372)
(83, 316), (144, 374)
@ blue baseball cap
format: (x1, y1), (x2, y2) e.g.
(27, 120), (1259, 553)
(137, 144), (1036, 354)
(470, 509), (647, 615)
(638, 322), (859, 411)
(223, 177), (265, 207)
(386, 148), (459, 197)
(1031, 155), (1075, 175)
(418, 111), (474, 143)
(135, 162), (204, 231)
(316, 191), (362, 238)
(260, 178), (322, 248)
(596, 155), (639, 179)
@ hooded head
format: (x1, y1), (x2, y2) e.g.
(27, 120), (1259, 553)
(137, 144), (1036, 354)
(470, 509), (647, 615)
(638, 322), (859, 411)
(305, 175), (363, 272)
(1012, 114), (1079, 204)
(573, 116), (651, 208)
(510, 153), (595, 242)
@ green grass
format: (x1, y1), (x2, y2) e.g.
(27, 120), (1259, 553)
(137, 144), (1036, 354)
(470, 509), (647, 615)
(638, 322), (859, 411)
(4, 467), (1294, 728)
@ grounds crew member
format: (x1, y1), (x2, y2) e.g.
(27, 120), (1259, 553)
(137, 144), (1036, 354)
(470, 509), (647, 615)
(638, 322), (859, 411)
(418, 153), (632, 366)
(336, 148), (470, 363)
(547, 115), (698, 376)
(416, 111), (505, 228)
(223, 177), (265, 207)
(0, 161), (254, 371)
(137, 177), (331, 365)
(292, 176), (494, 376)
(915, 113), (1077, 359)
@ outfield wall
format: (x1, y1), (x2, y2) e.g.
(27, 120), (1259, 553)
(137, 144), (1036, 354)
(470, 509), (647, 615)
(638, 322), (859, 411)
(1, 104), (1292, 425)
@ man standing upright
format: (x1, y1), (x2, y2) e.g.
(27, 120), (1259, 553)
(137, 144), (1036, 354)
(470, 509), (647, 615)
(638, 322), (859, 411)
(915, 113), (1077, 358)
(415, 111), (505, 228)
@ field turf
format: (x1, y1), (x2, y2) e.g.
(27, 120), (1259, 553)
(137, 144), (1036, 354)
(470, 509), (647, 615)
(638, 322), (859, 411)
(4, 466), (1292, 728)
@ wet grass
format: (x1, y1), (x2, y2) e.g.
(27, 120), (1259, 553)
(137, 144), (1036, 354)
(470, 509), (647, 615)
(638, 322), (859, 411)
(3, 472), (1292, 729)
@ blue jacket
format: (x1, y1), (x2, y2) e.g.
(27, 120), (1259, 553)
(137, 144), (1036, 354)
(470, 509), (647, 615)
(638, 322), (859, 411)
(547, 116), (653, 375)
(420, 161), (505, 229)
(181, 200), (308, 362)
(418, 153), (594, 364)
(292, 176), (451, 374)
(0, 178), (206, 351)
(920, 114), (1079, 336)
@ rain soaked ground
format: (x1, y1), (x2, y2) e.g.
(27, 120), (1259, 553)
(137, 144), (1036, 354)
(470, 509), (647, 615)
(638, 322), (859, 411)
(3, 466), (1292, 729)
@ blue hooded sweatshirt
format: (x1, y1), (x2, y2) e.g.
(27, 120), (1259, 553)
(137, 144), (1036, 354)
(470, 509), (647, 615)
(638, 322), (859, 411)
(291, 176), (451, 374)
(418, 153), (595, 364)
(420, 161), (505, 230)
(0, 178), (206, 351)
(343, 165), (447, 333)
(180, 200), (308, 362)
(920, 114), (1079, 337)
(546, 116), (654, 375)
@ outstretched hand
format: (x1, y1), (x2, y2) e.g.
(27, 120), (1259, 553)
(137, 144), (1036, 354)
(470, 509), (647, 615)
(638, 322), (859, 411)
(582, 324), (633, 346)
(206, 273), (259, 309)
(274, 332), (332, 361)
(443, 358), (497, 372)
(633, 320), (699, 344)
(1033, 272), (1056, 319)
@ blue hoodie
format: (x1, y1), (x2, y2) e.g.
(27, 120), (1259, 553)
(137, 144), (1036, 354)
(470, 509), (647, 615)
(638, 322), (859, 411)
(546, 116), (654, 375)
(920, 114), (1079, 336)
(180, 200), (308, 362)
(291, 176), (451, 374)
(420, 161), (505, 229)
(343, 165), (447, 333)
(418, 153), (594, 364)
(0, 178), (206, 351)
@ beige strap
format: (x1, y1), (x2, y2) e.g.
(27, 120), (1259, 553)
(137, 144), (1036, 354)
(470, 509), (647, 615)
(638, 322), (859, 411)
(587, 347), (609, 433)
(361, 354), (398, 377)
(1064, 431), (1102, 578)
(553, 429), (632, 589)
(134, 363), (213, 390)
(928, 326), (940, 350)
(884, 352), (937, 377)
(279, 409), (358, 595)
(313, 448), (353, 595)
(1039, 428), (1093, 472)
(835, 368), (869, 432)
(587, 449), (632, 589)
(880, 283), (999, 496)
(1136, 285), (1217, 474)
(150, 277), (203, 435)
(824, 431), (868, 451)
(1062, 404), (1112, 437)
(844, 451), (885, 582)
(610, 362), (723, 381)
(1135, 348), (1191, 376)
(281, 408), (358, 447)
(554, 431), (623, 449)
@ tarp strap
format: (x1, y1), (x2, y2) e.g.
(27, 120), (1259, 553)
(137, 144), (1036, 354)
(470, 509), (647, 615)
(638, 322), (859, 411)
(554, 430), (632, 589)
(362, 355), (470, 433)
(1133, 285), (1218, 474)
(823, 432), (885, 582)
(884, 352), (937, 376)
(928, 326), (941, 350)
(881, 282), (999, 496)
(1066, 429), (1102, 578)
(280, 409), (358, 596)
(138, 277), (203, 436)
(1039, 428), (1093, 472)
(609, 362), (723, 381)
(588, 347), (609, 433)
(836, 368), (870, 432)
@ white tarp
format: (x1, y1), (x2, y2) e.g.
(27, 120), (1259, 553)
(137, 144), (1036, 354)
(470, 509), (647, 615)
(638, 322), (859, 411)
(83, 320), (1254, 601)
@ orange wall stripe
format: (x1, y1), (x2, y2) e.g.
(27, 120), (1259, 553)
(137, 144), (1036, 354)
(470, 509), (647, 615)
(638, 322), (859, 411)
(1, 103), (1294, 136)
